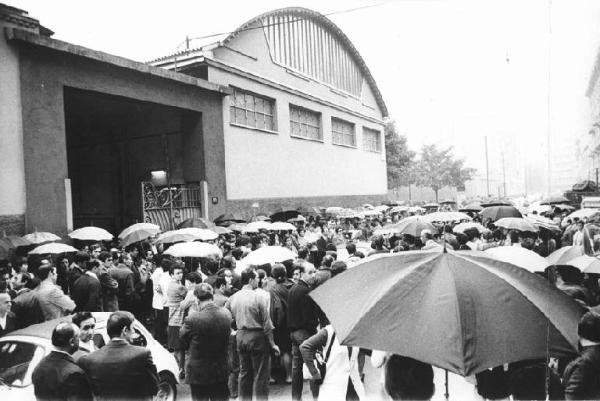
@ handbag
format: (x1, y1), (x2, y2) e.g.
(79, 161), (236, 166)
(313, 331), (336, 385)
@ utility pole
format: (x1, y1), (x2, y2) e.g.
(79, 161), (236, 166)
(485, 136), (490, 197)
(546, 0), (552, 196)
(502, 151), (507, 197)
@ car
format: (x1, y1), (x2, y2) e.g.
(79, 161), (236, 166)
(0, 312), (179, 401)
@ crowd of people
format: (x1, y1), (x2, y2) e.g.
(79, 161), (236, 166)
(1, 203), (600, 400)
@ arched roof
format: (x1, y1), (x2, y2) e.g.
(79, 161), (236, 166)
(223, 7), (388, 117)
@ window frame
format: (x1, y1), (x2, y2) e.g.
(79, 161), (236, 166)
(331, 117), (356, 148)
(362, 127), (382, 153)
(229, 87), (277, 133)
(289, 104), (323, 142)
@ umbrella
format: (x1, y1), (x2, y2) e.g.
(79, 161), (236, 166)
(439, 199), (456, 205)
(568, 208), (600, 221)
(118, 223), (160, 239)
(211, 226), (232, 235)
(528, 203), (552, 215)
(480, 199), (512, 207)
(250, 214), (272, 222)
(567, 255), (600, 274)
(546, 246), (585, 265)
(214, 213), (246, 224)
(423, 203), (439, 209)
(375, 216), (436, 237)
(361, 210), (382, 217)
(459, 202), (483, 213)
(243, 221), (273, 233)
(494, 218), (538, 232)
(0, 235), (31, 249)
(481, 206), (522, 221)
(423, 211), (472, 223)
(163, 242), (222, 258)
(554, 204), (575, 212)
(540, 196), (570, 205)
(227, 223), (247, 232)
(270, 222), (297, 231)
(270, 209), (300, 222)
(296, 206), (323, 216)
(155, 228), (218, 244)
(453, 222), (487, 234)
(389, 206), (409, 214)
(374, 205), (390, 212)
(408, 206), (425, 213)
(22, 231), (61, 244)
(68, 226), (113, 241)
(310, 250), (583, 376)
(525, 215), (560, 232)
(338, 209), (360, 219)
(288, 215), (306, 223)
(241, 246), (297, 266)
(176, 217), (215, 229)
(325, 206), (344, 216)
(484, 246), (549, 273)
(362, 204), (375, 210)
(29, 243), (78, 255)
(119, 223), (161, 247)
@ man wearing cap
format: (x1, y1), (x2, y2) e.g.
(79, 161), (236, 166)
(563, 311), (600, 399)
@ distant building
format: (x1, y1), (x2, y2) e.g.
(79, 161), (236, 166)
(0, 5), (388, 236)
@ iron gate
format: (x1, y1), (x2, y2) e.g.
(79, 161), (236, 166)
(141, 182), (203, 230)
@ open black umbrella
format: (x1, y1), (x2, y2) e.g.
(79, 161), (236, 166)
(480, 198), (512, 207)
(270, 209), (300, 222)
(214, 213), (246, 225)
(177, 217), (215, 229)
(481, 206), (522, 221)
(540, 196), (570, 205)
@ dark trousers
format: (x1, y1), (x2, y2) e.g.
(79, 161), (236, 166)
(190, 382), (229, 401)
(290, 329), (318, 401)
(237, 330), (271, 401)
(153, 308), (168, 346)
(228, 333), (240, 397)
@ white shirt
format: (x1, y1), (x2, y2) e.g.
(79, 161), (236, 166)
(0, 314), (6, 330)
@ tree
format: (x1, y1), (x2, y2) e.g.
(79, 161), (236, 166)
(385, 120), (415, 189)
(414, 144), (476, 201)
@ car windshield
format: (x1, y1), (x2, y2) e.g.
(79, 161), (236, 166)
(0, 341), (45, 388)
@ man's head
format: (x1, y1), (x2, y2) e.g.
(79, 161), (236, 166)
(346, 243), (356, 255)
(420, 229), (433, 243)
(578, 311), (600, 344)
(331, 261), (347, 278)
(90, 244), (101, 259)
(51, 322), (80, 354)
(0, 293), (11, 317)
(297, 247), (309, 260)
(84, 260), (102, 276)
(97, 251), (113, 268)
(194, 283), (214, 303)
(185, 271), (202, 290)
(106, 311), (135, 340)
(38, 264), (57, 284)
(321, 255), (334, 269)
(72, 312), (96, 343)
(0, 269), (10, 289)
(240, 269), (258, 288)
(170, 265), (184, 281)
(74, 251), (90, 266)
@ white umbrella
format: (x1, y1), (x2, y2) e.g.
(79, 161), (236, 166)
(566, 255), (600, 274)
(23, 231), (61, 244)
(373, 205), (389, 212)
(485, 246), (549, 273)
(546, 246), (585, 265)
(243, 221), (273, 233)
(270, 222), (297, 231)
(568, 208), (600, 221)
(453, 222), (487, 234)
(423, 211), (472, 223)
(68, 226), (113, 241)
(29, 243), (78, 255)
(242, 246), (297, 266)
(163, 242), (222, 258)
(494, 217), (538, 232)
(526, 215), (561, 232)
(155, 228), (217, 244)
(118, 223), (160, 239)
(362, 210), (382, 217)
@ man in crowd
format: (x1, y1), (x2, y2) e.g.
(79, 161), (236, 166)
(180, 283), (232, 401)
(35, 264), (76, 321)
(72, 312), (102, 354)
(563, 311), (600, 399)
(109, 253), (135, 312)
(11, 275), (43, 329)
(72, 260), (103, 312)
(0, 292), (15, 336)
(32, 322), (93, 401)
(68, 251), (89, 295)
(78, 311), (159, 400)
(226, 269), (280, 401)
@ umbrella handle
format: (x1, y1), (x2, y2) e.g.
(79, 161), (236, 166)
(445, 369), (449, 400)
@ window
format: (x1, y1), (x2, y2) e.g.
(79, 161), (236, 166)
(0, 341), (46, 387)
(331, 118), (356, 147)
(363, 127), (381, 152)
(229, 88), (275, 131)
(290, 105), (321, 140)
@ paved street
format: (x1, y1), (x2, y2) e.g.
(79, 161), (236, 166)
(176, 361), (477, 400)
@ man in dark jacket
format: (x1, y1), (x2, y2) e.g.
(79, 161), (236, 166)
(0, 292), (16, 337)
(78, 311), (159, 400)
(32, 322), (93, 401)
(108, 255), (135, 312)
(563, 311), (600, 399)
(287, 267), (319, 401)
(180, 283), (232, 401)
(72, 260), (103, 312)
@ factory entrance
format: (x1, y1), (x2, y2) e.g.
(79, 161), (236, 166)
(64, 87), (204, 235)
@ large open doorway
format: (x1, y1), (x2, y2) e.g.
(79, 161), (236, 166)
(64, 88), (203, 235)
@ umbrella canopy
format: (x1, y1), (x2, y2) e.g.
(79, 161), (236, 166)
(373, 205), (390, 212)
(459, 202), (483, 213)
(270, 222), (297, 231)
(29, 243), (78, 255)
(540, 196), (570, 205)
(155, 228), (218, 244)
(528, 202), (553, 215)
(568, 208), (600, 221)
(243, 221), (273, 233)
(211, 226), (232, 235)
(214, 213), (246, 224)
(163, 242), (222, 258)
(227, 223), (247, 233)
(525, 215), (561, 232)
(494, 218), (538, 232)
(423, 203), (439, 209)
(325, 206), (344, 216)
(567, 255), (600, 274)
(287, 215), (306, 223)
(23, 231), (61, 244)
(176, 217), (215, 229)
(389, 206), (409, 214)
(0, 235), (31, 249)
(296, 206), (323, 216)
(480, 199), (512, 207)
(338, 209), (360, 219)
(439, 199), (456, 205)
(484, 246), (549, 273)
(310, 250), (583, 376)
(375, 216), (436, 237)
(554, 204), (575, 212)
(481, 206), (522, 221)
(453, 222), (487, 234)
(408, 206), (425, 213)
(546, 246), (585, 265)
(242, 246), (297, 266)
(118, 223), (160, 240)
(423, 211), (472, 223)
(250, 215), (272, 223)
(361, 210), (382, 217)
(270, 209), (300, 222)
(68, 227), (113, 241)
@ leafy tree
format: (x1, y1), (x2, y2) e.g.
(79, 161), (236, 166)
(414, 144), (476, 201)
(385, 120), (415, 189)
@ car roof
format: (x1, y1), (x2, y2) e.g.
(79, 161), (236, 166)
(5, 312), (111, 340)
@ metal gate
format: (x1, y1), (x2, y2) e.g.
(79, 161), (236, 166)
(141, 182), (203, 231)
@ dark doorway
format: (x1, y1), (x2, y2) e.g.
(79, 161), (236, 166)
(64, 88), (198, 235)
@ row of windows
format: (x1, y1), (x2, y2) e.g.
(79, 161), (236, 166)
(229, 88), (381, 152)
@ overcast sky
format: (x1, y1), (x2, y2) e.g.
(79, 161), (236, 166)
(12, 0), (600, 193)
